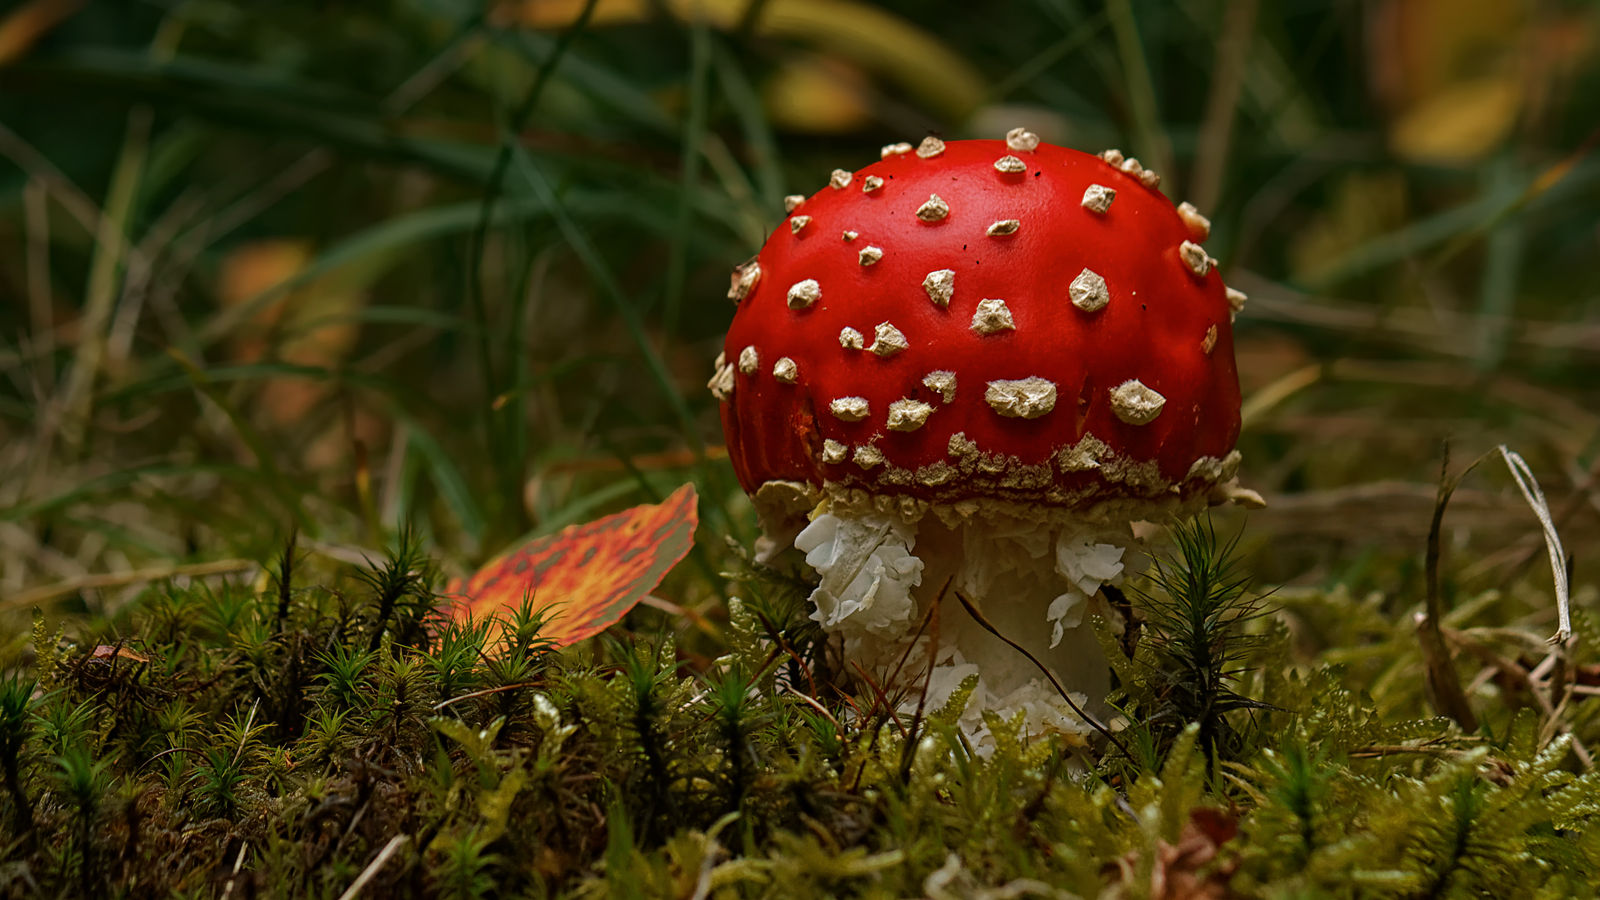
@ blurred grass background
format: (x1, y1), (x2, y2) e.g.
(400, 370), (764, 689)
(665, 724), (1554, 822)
(0, 0), (1597, 632)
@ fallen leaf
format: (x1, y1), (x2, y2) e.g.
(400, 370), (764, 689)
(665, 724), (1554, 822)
(89, 645), (151, 664)
(1389, 76), (1521, 165)
(0, 0), (84, 65)
(1102, 807), (1239, 900)
(445, 483), (698, 646)
(509, 0), (985, 123)
(217, 238), (369, 428)
(762, 54), (874, 134)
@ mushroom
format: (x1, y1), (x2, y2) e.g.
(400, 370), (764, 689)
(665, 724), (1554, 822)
(711, 135), (1250, 751)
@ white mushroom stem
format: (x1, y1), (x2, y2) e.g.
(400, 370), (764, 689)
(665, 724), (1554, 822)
(793, 509), (1132, 753)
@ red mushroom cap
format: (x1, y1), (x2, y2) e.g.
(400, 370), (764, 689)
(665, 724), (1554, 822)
(713, 137), (1243, 521)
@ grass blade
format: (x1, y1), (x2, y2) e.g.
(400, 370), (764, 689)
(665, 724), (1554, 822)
(662, 18), (713, 337)
(1103, 0), (1174, 185)
(396, 409), (486, 543)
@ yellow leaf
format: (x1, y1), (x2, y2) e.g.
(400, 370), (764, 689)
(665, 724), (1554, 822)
(761, 55), (873, 134)
(511, 0), (984, 122)
(1389, 76), (1521, 165)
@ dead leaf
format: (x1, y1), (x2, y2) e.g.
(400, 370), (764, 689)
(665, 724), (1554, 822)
(217, 238), (367, 427)
(1389, 76), (1521, 165)
(762, 54), (873, 134)
(89, 645), (151, 664)
(507, 0), (984, 123)
(0, 0), (84, 66)
(445, 483), (698, 646)
(1364, 0), (1593, 164)
(1101, 808), (1238, 900)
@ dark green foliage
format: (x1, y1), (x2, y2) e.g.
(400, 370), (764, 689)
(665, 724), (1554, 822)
(705, 663), (764, 809)
(616, 639), (680, 843)
(0, 676), (36, 841)
(431, 830), (499, 900)
(428, 617), (489, 703)
(316, 642), (376, 709)
(51, 744), (111, 894)
(193, 744), (250, 819)
(499, 596), (560, 663)
(274, 531), (298, 636)
(1260, 741), (1326, 869)
(1124, 518), (1276, 766)
(357, 529), (439, 652)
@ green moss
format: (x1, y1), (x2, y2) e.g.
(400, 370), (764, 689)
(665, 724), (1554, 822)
(1, 528), (1598, 899)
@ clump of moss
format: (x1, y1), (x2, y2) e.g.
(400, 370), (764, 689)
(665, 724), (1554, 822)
(1, 523), (1598, 899)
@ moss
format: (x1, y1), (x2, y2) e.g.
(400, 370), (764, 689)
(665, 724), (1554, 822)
(1, 527), (1598, 900)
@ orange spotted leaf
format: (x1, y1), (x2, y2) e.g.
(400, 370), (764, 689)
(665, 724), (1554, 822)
(445, 483), (698, 646)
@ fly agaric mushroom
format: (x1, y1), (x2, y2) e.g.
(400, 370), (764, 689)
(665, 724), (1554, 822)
(712, 133), (1255, 750)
